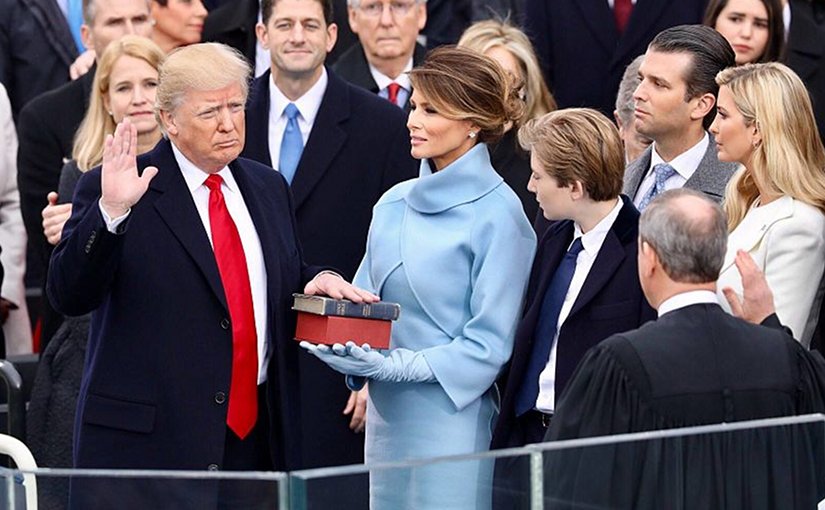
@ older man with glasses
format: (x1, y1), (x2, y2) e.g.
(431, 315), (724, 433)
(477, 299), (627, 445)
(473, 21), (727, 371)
(333, 0), (427, 110)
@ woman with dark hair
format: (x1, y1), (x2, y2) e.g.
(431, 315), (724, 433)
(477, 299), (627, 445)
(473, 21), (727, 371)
(704, 0), (785, 65)
(303, 46), (536, 510)
(150, 0), (208, 53)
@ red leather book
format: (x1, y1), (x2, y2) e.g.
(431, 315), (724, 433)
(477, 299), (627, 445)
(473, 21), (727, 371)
(294, 313), (392, 349)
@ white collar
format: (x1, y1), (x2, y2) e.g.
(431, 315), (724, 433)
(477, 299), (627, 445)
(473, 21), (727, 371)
(171, 141), (238, 194)
(649, 131), (709, 181)
(368, 58), (413, 91)
(658, 290), (719, 317)
(269, 67), (328, 126)
(572, 198), (623, 256)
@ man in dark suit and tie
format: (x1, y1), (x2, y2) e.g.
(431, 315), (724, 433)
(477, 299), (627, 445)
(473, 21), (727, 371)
(623, 25), (738, 208)
(523, 0), (707, 117)
(491, 108), (656, 508)
(47, 42), (374, 509)
(243, 0), (417, 470)
(543, 188), (825, 508)
(332, 0), (427, 110)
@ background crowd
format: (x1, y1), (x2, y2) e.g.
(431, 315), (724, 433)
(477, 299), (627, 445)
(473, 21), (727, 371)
(1, 0), (825, 509)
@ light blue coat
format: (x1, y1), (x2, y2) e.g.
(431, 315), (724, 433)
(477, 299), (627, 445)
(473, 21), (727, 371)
(353, 144), (536, 510)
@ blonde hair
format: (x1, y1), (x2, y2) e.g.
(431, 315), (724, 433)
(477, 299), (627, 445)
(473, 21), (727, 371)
(73, 35), (165, 172)
(155, 43), (250, 121)
(518, 108), (624, 201)
(409, 45), (524, 145)
(717, 63), (825, 230)
(458, 19), (556, 124)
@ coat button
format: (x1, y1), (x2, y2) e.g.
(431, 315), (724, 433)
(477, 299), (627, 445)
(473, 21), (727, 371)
(207, 464), (219, 471)
(214, 391), (226, 404)
(220, 318), (230, 330)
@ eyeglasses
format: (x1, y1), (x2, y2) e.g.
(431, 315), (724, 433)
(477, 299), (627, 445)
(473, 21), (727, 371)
(357, 1), (418, 18)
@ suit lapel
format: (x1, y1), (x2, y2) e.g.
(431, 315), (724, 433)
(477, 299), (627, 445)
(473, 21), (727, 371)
(243, 72), (273, 167)
(720, 197), (794, 273)
(230, 160), (283, 302)
(573, 0), (619, 54)
(149, 140), (228, 311)
(568, 198), (637, 318)
(523, 222), (575, 328)
(623, 147), (652, 199)
(684, 135), (733, 200)
(23, 0), (77, 65)
(289, 71), (349, 209)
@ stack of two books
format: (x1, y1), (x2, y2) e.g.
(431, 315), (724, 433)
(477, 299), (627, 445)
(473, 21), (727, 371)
(292, 294), (401, 350)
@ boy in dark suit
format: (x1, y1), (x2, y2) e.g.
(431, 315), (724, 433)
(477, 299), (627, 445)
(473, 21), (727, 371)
(491, 108), (656, 508)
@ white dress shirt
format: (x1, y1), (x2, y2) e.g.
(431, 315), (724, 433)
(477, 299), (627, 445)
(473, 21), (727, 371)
(634, 132), (709, 208)
(267, 68), (328, 170)
(369, 58), (413, 108)
(658, 290), (719, 317)
(100, 142), (271, 383)
(535, 198), (624, 413)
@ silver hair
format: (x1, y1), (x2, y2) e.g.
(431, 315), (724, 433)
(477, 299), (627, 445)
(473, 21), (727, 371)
(639, 188), (728, 283)
(615, 54), (644, 125)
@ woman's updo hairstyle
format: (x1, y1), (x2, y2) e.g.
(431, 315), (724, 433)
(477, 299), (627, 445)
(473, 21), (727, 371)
(409, 45), (524, 145)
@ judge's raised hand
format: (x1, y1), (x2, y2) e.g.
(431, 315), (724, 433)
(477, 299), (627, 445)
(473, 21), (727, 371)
(722, 250), (776, 324)
(42, 192), (72, 245)
(100, 119), (158, 218)
(304, 271), (379, 303)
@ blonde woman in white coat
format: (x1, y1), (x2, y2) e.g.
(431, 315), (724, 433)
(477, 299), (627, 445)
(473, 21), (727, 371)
(711, 62), (825, 346)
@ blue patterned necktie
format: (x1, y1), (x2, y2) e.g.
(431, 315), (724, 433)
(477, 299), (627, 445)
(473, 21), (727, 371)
(515, 237), (585, 416)
(638, 163), (677, 211)
(278, 103), (303, 185)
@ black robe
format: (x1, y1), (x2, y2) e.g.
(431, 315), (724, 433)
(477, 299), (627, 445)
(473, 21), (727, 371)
(541, 304), (825, 509)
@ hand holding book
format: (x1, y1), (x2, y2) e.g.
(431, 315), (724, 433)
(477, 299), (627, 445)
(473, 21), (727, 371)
(300, 341), (435, 384)
(304, 271), (380, 303)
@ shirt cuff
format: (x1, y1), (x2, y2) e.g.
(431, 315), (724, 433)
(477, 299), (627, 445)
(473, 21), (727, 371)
(98, 199), (130, 234)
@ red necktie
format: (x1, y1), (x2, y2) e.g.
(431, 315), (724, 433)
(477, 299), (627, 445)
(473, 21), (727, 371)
(204, 174), (258, 439)
(387, 82), (401, 107)
(614, 0), (633, 34)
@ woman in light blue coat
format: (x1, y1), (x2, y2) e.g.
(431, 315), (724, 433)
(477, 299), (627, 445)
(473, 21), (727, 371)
(302, 46), (536, 509)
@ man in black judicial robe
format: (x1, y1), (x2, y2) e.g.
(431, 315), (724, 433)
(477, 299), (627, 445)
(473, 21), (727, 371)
(542, 189), (825, 509)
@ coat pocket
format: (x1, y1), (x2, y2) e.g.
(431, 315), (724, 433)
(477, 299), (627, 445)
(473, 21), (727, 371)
(83, 393), (156, 434)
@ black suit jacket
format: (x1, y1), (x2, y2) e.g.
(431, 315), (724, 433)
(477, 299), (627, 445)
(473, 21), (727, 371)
(523, 0), (707, 115)
(786, 0), (825, 141)
(0, 0), (78, 118)
(491, 195), (655, 450)
(48, 139), (316, 508)
(242, 69), (417, 468)
(332, 42), (426, 111)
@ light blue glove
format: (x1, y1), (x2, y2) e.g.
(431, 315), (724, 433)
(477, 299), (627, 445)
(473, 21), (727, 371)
(300, 341), (435, 383)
